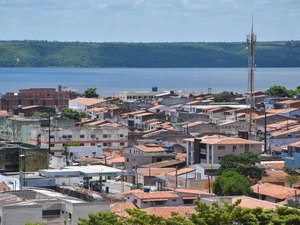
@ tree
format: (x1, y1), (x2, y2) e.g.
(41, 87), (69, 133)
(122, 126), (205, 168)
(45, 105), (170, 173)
(265, 85), (295, 97)
(213, 170), (252, 196)
(218, 151), (264, 181)
(285, 175), (300, 187)
(213, 91), (235, 102)
(63, 141), (80, 156)
(296, 85), (300, 94)
(61, 107), (85, 123)
(84, 88), (99, 98)
(78, 212), (122, 225)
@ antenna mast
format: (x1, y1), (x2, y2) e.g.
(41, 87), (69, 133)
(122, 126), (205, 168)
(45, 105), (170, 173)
(247, 15), (256, 140)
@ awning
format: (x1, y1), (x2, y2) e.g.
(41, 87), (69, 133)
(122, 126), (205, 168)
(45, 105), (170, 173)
(142, 198), (168, 202)
(182, 196), (198, 200)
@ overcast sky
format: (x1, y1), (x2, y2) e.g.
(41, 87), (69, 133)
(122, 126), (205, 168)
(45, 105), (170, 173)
(0, 0), (299, 42)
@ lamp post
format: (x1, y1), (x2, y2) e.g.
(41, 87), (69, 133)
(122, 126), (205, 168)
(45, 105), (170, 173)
(261, 103), (267, 154)
(19, 153), (26, 189)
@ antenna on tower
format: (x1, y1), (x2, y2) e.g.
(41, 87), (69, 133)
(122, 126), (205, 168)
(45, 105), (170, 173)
(247, 14), (257, 140)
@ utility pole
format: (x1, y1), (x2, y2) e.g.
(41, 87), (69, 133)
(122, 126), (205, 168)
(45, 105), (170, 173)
(48, 112), (51, 154)
(247, 15), (257, 140)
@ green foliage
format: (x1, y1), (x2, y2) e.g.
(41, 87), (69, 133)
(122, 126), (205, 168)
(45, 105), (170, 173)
(110, 98), (123, 107)
(296, 85), (300, 94)
(78, 212), (122, 225)
(61, 107), (85, 122)
(213, 170), (252, 196)
(218, 151), (264, 180)
(63, 141), (80, 155)
(177, 117), (185, 123)
(213, 91), (235, 102)
(84, 88), (99, 98)
(265, 85), (296, 97)
(285, 175), (300, 187)
(76, 201), (300, 225)
(32, 112), (54, 118)
(0, 40), (300, 67)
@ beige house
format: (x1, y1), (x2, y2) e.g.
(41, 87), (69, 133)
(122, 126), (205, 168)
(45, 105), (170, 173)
(184, 135), (262, 165)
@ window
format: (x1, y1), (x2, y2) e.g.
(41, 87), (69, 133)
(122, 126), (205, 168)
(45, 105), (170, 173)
(103, 134), (108, 138)
(108, 143), (112, 147)
(91, 134), (96, 138)
(120, 142), (125, 146)
(91, 143), (95, 146)
(103, 143), (108, 146)
(80, 143), (84, 146)
(233, 146), (236, 150)
(50, 135), (55, 138)
(67, 135), (72, 138)
(155, 201), (165, 206)
(50, 144), (55, 147)
(120, 134), (124, 138)
(217, 146), (225, 150)
(126, 158), (129, 162)
(80, 135), (85, 138)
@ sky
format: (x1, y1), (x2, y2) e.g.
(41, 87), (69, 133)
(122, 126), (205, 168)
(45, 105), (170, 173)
(0, 0), (299, 42)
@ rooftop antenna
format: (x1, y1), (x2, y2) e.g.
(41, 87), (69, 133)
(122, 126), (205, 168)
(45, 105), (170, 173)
(247, 14), (256, 140)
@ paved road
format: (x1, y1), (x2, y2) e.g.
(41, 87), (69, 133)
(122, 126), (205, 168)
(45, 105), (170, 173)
(104, 180), (131, 194)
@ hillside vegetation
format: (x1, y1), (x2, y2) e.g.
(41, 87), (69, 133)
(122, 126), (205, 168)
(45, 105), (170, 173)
(0, 40), (299, 67)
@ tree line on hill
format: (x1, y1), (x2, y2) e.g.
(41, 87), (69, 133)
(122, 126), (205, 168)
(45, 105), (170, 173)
(0, 40), (299, 67)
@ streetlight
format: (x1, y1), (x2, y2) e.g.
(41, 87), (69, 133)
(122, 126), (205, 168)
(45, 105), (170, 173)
(261, 103), (267, 154)
(19, 153), (26, 189)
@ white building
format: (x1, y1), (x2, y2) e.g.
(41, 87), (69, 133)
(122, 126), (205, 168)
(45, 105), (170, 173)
(69, 98), (106, 111)
(67, 145), (103, 160)
(30, 125), (128, 155)
(119, 90), (169, 101)
(184, 135), (262, 165)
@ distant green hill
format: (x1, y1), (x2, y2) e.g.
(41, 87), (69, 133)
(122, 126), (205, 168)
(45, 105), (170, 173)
(0, 40), (299, 67)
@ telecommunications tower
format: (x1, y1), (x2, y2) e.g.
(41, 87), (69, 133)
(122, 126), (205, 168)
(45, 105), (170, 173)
(247, 17), (256, 140)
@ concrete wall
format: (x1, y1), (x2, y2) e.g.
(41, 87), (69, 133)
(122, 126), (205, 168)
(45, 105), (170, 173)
(2, 205), (42, 225)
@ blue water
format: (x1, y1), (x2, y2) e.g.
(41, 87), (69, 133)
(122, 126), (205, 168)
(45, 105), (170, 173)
(0, 68), (299, 96)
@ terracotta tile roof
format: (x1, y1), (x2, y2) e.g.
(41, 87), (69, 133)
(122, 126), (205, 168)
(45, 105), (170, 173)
(132, 191), (177, 200)
(0, 182), (10, 192)
(289, 140), (300, 147)
(110, 202), (137, 217)
(260, 161), (285, 170)
(148, 105), (165, 110)
(167, 168), (195, 176)
(107, 156), (125, 164)
(268, 108), (299, 114)
(69, 97), (106, 106)
(267, 120), (299, 131)
(200, 135), (262, 145)
(270, 125), (300, 137)
(261, 170), (289, 183)
(252, 183), (300, 200)
(144, 206), (195, 218)
(86, 107), (108, 113)
(137, 168), (176, 177)
(134, 145), (166, 153)
(277, 100), (300, 105)
(174, 188), (213, 196)
(134, 112), (154, 117)
(22, 105), (42, 109)
(143, 159), (184, 168)
(0, 111), (10, 117)
(231, 196), (280, 210)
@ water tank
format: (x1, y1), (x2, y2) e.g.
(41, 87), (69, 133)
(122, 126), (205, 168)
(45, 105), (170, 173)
(152, 87), (158, 92)
(143, 186), (150, 192)
(165, 146), (172, 152)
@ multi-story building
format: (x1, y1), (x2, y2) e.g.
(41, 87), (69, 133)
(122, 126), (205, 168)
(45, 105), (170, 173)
(0, 88), (71, 112)
(0, 142), (48, 172)
(184, 135), (262, 165)
(0, 189), (109, 225)
(30, 125), (128, 155)
(124, 144), (176, 183)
